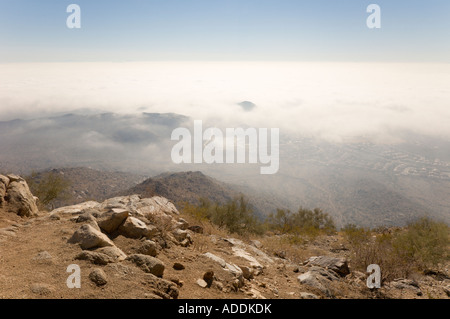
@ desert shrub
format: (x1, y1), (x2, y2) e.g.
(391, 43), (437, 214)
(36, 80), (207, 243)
(392, 217), (449, 270)
(266, 207), (336, 238)
(342, 224), (371, 247)
(179, 198), (211, 222)
(344, 217), (449, 282)
(260, 235), (310, 264)
(26, 171), (71, 210)
(180, 195), (263, 236)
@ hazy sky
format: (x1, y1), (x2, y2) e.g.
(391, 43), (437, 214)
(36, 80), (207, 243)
(0, 0), (449, 62)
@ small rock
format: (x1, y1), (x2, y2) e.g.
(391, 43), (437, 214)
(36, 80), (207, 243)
(213, 281), (224, 291)
(172, 229), (189, 242)
(89, 268), (108, 286)
(32, 251), (52, 261)
(274, 251), (286, 259)
(180, 239), (191, 247)
(169, 277), (184, 287)
(49, 213), (61, 221)
(300, 292), (319, 299)
(173, 263), (185, 271)
(96, 246), (127, 261)
(136, 240), (158, 257)
(250, 240), (262, 248)
(443, 286), (450, 297)
(176, 218), (189, 230)
(30, 283), (54, 296)
(240, 266), (254, 280)
(126, 254), (165, 277)
(75, 246), (126, 265)
(305, 256), (350, 277)
(75, 251), (114, 265)
(76, 212), (96, 223)
(203, 270), (214, 287)
(197, 279), (208, 288)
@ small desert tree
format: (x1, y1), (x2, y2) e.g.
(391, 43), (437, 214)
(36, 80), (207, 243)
(393, 217), (449, 270)
(267, 207), (336, 237)
(343, 217), (449, 282)
(181, 195), (263, 236)
(26, 171), (71, 210)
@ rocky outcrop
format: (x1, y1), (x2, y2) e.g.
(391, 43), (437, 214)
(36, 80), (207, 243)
(97, 209), (129, 233)
(297, 266), (340, 297)
(62, 195), (188, 285)
(0, 174), (39, 217)
(51, 201), (100, 216)
(304, 256), (350, 277)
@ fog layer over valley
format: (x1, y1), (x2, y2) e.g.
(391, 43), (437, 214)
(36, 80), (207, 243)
(1, 111), (449, 228)
(1, 62), (449, 228)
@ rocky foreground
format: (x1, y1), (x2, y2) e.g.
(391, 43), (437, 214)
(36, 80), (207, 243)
(0, 174), (449, 299)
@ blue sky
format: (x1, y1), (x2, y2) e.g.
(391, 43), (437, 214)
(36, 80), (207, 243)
(0, 0), (449, 62)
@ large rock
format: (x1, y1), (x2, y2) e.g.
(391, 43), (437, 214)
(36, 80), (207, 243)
(297, 266), (339, 297)
(97, 208), (129, 233)
(97, 195), (141, 212)
(202, 252), (244, 287)
(389, 279), (422, 295)
(126, 254), (165, 277)
(232, 246), (264, 271)
(134, 196), (180, 227)
(119, 217), (157, 239)
(304, 256), (350, 277)
(0, 175), (9, 204)
(94, 195), (180, 232)
(68, 224), (115, 250)
(137, 196), (179, 216)
(226, 238), (274, 265)
(4, 175), (39, 217)
(50, 201), (100, 216)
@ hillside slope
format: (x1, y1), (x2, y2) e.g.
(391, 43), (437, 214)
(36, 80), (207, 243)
(25, 167), (146, 208)
(119, 171), (286, 218)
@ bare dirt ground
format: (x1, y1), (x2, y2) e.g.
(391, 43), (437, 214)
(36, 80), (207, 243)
(0, 208), (448, 300)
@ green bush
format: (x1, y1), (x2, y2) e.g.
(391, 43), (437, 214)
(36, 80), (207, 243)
(393, 217), (449, 269)
(26, 171), (71, 210)
(181, 195), (264, 236)
(344, 217), (449, 282)
(267, 207), (336, 237)
(342, 224), (371, 247)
